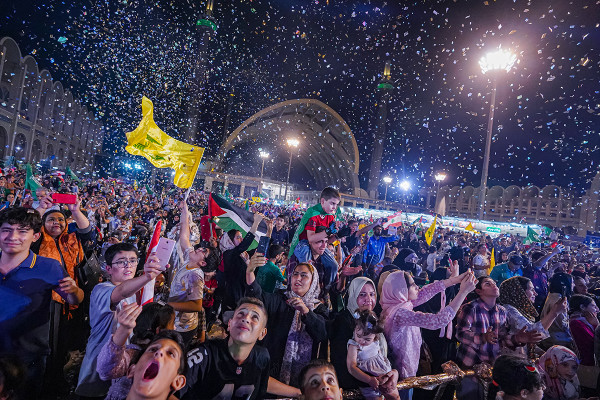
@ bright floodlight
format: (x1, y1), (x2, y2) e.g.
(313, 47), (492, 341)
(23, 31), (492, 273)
(400, 180), (411, 191)
(434, 173), (447, 182)
(259, 151), (270, 159)
(479, 49), (517, 74)
(383, 176), (393, 184)
(287, 138), (300, 147)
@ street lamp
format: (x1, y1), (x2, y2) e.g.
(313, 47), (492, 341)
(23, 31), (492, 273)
(478, 48), (516, 219)
(284, 138), (300, 200)
(259, 151), (269, 192)
(399, 180), (411, 205)
(383, 176), (393, 202)
(434, 172), (447, 209)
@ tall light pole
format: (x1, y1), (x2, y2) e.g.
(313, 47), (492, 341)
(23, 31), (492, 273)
(400, 180), (411, 206)
(477, 48), (517, 219)
(383, 176), (393, 202)
(259, 150), (269, 193)
(284, 138), (299, 200)
(434, 172), (447, 210)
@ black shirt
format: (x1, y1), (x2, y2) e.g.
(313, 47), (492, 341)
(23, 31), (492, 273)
(181, 339), (270, 400)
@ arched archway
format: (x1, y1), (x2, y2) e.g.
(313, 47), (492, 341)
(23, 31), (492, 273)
(214, 99), (362, 195)
(31, 139), (42, 163)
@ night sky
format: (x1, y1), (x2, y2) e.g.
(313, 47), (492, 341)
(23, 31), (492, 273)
(1, 0), (599, 200)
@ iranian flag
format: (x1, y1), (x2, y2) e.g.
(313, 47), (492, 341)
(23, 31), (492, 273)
(137, 220), (162, 306)
(209, 193), (269, 250)
(383, 211), (403, 228)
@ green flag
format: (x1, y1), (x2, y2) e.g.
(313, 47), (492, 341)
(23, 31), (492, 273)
(524, 226), (541, 245)
(145, 184), (154, 195)
(25, 164), (41, 200)
(66, 166), (81, 182)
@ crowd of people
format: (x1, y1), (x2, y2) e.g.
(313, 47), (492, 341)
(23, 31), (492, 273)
(1, 168), (600, 400)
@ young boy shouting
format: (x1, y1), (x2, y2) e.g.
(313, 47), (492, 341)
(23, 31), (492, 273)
(76, 243), (164, 397)
(126, 330), (187, 400)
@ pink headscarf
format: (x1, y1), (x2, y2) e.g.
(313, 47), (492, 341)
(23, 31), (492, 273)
(380, 271), (413, 323)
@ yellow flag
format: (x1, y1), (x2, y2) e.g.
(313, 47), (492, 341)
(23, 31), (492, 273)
(125, 97), (204, 189)
(465, 222), (475, 231)
(425, 215), (437, 246)
(487, 248), (495, 275)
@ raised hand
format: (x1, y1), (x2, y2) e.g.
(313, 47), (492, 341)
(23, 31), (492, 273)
(117, 302), (142, 331)
(286, 297), (309, 315)
(459, 272), (477, 294)
(59, 276), (80, 294)
(247, 252), (267, 273)
(143, 254), (165, 280)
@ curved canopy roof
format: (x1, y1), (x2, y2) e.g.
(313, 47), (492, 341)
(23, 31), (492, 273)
(215, 99), (361, 194)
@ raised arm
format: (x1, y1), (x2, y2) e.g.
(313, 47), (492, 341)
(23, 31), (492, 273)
(110, 255), (163, 307)
(178, 201), (192, 250)
(67, 194), (90, 230)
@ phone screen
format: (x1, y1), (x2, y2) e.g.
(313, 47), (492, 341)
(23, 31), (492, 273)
(256, 236), (270, 255)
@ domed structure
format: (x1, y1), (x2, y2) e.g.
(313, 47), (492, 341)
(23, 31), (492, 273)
(213, 99), (363, 195)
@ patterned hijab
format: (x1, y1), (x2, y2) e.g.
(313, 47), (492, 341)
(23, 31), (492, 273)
(499, 276), (538, 322)
(380, 271), (413, 323)
(280, 263), (321, 386)
(537, 346), (580, 400)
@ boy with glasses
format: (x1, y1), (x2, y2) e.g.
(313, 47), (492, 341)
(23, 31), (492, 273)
(76, 243), (164, 397)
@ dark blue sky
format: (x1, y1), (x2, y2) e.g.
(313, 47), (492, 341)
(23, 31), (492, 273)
(1, 0), (598, 199)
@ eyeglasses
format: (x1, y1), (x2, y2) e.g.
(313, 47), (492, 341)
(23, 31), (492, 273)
(111, 258), (139, 269)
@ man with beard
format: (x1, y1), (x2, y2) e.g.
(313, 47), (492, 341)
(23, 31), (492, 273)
(362, 225), (399, 279)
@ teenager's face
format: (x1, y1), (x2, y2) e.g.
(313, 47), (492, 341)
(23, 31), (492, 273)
(320, 197), (339, 214)
(354, 327), (377, 347)
(301, 366), (343, 400)
(189, 246), (208, 267)
(309, 236), (327, 256)
(44, 212), (67, 238)
(406, 276), (419, 301)
(275, 217), (286, 229)
(356, 283), (376, 312)
(227, 303), (267, 345)
(501, 253), (508, 261)
(128, 338), (185, 398)
(582, 300), (599, 315)
(290, 264), (313, 296)
(556, 359), (578, 380)
(525, 281), (537, 303)
(233, 231), (243, 247)
(476, 278), (500, 299)
(0, 223), (40, 255)
(106, 250), (138, 283)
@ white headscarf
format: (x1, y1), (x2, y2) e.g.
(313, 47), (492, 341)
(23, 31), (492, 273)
(347, 277), (377, 315)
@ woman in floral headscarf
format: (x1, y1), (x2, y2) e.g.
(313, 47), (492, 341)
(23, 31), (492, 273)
(499, 276), (567, 358)
(537, 346), (580, 400)
(246, 257), (328, 386)
(381, 270), (477, 400)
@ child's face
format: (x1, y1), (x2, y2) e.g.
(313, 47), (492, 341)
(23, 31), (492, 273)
(556, 360), (578, 380)
(0, 223), (40, 255)
(354, 327), (377, 347)
(227, 303), (267, 345)
(127, 338), (185, 398)
(275, 217), (286, 229)
(320, 197), (339, 214)
(301, 366), (343, 400)
(106, 250), (138, 283)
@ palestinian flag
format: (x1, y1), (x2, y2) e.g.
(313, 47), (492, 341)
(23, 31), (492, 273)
(209, 193), (269, 250)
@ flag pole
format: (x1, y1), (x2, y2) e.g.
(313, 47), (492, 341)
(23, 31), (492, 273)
(183, 165), (200, 202)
